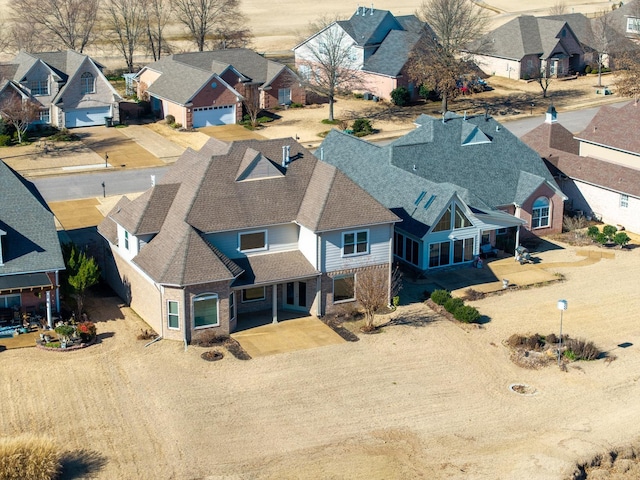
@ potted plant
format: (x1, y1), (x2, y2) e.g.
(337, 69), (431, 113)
(54, 324), (75, 347)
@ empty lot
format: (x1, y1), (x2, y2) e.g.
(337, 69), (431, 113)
(1, 240), (639, 479)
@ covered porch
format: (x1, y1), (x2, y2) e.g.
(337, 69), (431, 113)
(0, 272), (60, 329)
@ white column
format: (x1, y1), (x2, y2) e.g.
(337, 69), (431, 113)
(272, 285), (278, 324)
(46, 290), (53, 329)
(55, 271), (60, 312)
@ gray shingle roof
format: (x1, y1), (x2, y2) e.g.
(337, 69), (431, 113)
(0, 160), (64, 276)
(319, 114), (560, 236)
(232, 251), (320, 287)
(338, 9), (404, 47)
(363, 30), (422, 76)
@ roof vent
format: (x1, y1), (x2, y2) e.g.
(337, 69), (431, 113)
(496, 125), (501, 132)
(463, 111), (467, 121)
(370, 3), (374, 14)
(282, 145), (291, 167)
(412, 164), (417, 171)
(356, 3), (360, 15)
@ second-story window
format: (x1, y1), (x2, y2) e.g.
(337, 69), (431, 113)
(30, 80), (49, 96)
(343, 230), (369, 256)
(239, 230), (267, 252)
(81, 72), (95, 94)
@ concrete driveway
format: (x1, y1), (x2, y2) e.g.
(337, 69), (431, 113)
(232, 317), (345, 357)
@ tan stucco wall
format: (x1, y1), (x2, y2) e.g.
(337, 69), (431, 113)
(579, 142), (640, 169)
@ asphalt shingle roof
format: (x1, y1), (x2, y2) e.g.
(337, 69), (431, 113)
(576, 102), (640, 155)
(0, 160), (64, 276)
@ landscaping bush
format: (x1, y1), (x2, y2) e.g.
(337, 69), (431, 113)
(390, 86), (410, 106)
(0, 134), (11, 146)
(136, 328), (158, 341)
(290, 102), (304, 108)
(193, 330), (229, 347)
(165, 114), (175, 125)
(430, 289), (451, 305)
(602, 225), (617, 241)
(352, 118), (373, 136)
(418, 84), (431, 99)
(444, 297), (464, 314)
(454, 305), (481, 323)
(565, 338), (601, 361)
(595, 232), (608, 245)
(614, 231), (631, 248)
(585, 65), (592, 74)
(50, 128), (79, 142)
(545, 333), (558, 344)
(587, 225), (599, 238)
(0, 434), (60, 480)
(256, 116), (273, 124)
(76, 321), (96, 342)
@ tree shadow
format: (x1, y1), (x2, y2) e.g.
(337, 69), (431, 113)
(381, 310), (439, 328)
(59, 449), (107, 479)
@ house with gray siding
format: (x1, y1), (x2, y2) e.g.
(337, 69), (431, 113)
(0, 50), (121, 128)
(98, 138), (398, 342)
(318, 113), (566, 271)
(0, 160), (64, 328)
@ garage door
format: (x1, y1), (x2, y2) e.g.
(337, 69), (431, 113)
(65, 107), (112, 128)
(193, 105), (235, 127)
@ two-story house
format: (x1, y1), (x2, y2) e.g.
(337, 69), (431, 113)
(135, 49), (305, 128)
(97, 138), (398, 342)
(523, 103), (640, 233)
(0, 160), (65, 328)
(293, 6), (430, 101)
(0, 50), (121, 128)
(318, 113), (566, 271)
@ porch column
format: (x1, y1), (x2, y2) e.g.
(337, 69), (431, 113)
(46, 290), (53, 329)
(316, 276), (322, 316)
(55, 271), (60, 313)
(272, 284), (278, 324)
(515, 226), (521, 256)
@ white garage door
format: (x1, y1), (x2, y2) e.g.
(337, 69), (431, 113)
(193, 105), (236, 127)
(65, 107), (112, 128)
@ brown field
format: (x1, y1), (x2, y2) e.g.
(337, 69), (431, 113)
(2, 241), (640, 479)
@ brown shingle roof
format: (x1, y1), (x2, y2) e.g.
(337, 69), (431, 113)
(521, 121), (579, 156)
(232, 251), (319, 287)
(576, 102), (640, 155)
(97, 196), (131, 245)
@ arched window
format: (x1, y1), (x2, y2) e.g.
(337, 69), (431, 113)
(532, 197), (550, 229)
(81, 72), (95, 94)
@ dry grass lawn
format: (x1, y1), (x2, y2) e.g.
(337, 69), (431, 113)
(2, 241), (640, 479)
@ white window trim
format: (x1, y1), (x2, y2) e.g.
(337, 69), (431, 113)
(620, 194), (629, 208)
(238, 229), (268, 253)
(193, 293), (219, 329)
(124, 230), (130, 250)
(532, 197), (551, 229)
(242, 287), (266, 303)
(342, 229), (369, 257)
(81, 72), (96, 95)
(333, 274), (356, 304)
(167, 300), (180, 330)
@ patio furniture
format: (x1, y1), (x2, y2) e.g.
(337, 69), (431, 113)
(480, 243), (499, 258)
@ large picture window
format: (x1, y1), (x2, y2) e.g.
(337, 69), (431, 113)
(531, 197), (550, 229)
(429, 241), (450, 268)
(454, 205), (472, 229)
(453, 238), (475, 264)
(278, 88), (291, 105)
(0, 294), (20, 309)
(239, 230), (267, 252)
(30, 80), (49, 96)
(333, 274), (355, 303)
(167, 300), (179, 329)
(343, 230), (368, 256)
(81, 72), (95, 94)
(193, 294), (218, 328)
(432, 206), (452, 232)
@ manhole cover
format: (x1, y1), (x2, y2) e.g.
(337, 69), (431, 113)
(509, 383), (538, 396)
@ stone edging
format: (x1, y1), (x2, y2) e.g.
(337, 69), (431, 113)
(35, 337), (96, 352)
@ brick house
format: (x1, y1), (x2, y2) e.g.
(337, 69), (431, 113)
(97, 138), (398, 342)
(523, 104), (640, 234)
(135, 49), (305, 128)
(0, 50), (121, 128)
(0, 160), (64, 328)
(319, 112), (566, 270)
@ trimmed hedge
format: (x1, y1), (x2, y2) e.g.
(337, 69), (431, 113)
(430, 289), (451, 305)
(454, 305), (481, 323)
(444, 297), (464, 314)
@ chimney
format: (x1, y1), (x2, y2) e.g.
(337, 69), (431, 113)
(362, 5), (366, 15)
(545, 104), (557, 124)
(355, 4), (360, 15)
(151, 174), (156, 186)
(370, 3), (374, 14)
(282, 145), (287, 167)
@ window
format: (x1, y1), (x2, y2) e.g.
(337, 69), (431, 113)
(298, 65), (311, 80)
(531, 197), (550, 229)
(193, 294), (219, 328)
(453, 238), (475, 264)
(229, 292), (235, 321)
(81, 72), (95, 94)
(481, 231), (491, 245)
(239, 230), (266, 252)
(627, 17), (640, 33)
(454, 205), (472, 229)
(333, 274), (355, 303)
(432, 206), (452, 232)
(39, 110), (50, 124)
(429, 241), (450, 268)
(278, 88), (291, 105)
(620, 194), (629, 208)
(29, 80), (49, 96)
(124, 230), (129, 250)
(343, 230), (368, 256)
(0, 294), (20, 309)
(167, 300), (179, 329)
(242, 287), (265, 302)
(393, 232), (419, 266)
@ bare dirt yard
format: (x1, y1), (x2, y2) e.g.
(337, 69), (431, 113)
(2, 240), (640, 479)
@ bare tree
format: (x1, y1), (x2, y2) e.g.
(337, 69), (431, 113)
(548, 0), (567, 15)
(173, 0), (245, 52)
(408, 0), (490, 112)
(0, 95), (41, 144)
(296, 19), (362, 121)
(143, 0), (173, 61)
(533, 68), (552, 98)
(615, 50), (640, 103)
(591, 11), (615, 87)
(242, 84), (262, 128)
(7, 20), (49, 53)
(354, 264), (402, 332)
(10, 0), (100, 52)
(102, 0), (147, 73)
(210, 10), (253, 49)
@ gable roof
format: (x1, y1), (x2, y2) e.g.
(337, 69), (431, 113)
(100, 138), (397, 286)
(362, 29), (423, 76)
(470, 15), (583, 60)
(575, 102), (640, 156)
(338, 8), (404, 47)
(0, 160), (64, 276)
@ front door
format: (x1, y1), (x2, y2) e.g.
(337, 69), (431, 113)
(284, 281), (307, 311)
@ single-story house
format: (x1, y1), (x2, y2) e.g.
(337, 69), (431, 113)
(318, 112), (566, 271)
(135, 49), (305, 128)
(0, 50), (121, 128)
(98, 137), (399, 342)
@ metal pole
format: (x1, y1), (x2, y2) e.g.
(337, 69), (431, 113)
(558, 309), (563, 366)
(105, 153), (109, 168)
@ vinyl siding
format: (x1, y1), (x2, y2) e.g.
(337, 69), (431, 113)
(579, 142), (640, 170)
(322, 224), (392, 272)
(205, 224), (299, 259)
(298, 225), (318, 268)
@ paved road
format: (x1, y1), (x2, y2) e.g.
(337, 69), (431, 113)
(34, 100), (630, 202)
